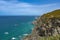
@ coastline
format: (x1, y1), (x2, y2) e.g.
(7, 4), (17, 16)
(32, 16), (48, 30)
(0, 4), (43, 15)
(23, 9), (60, 40)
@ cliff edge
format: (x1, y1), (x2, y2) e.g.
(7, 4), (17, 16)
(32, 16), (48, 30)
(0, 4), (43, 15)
(23, 9), (60, 40)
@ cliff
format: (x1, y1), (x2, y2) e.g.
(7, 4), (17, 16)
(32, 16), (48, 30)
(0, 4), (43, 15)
(23, 9), (60, 40)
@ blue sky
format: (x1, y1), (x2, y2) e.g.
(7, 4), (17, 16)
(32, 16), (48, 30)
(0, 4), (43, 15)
(0, 0), (60, 16)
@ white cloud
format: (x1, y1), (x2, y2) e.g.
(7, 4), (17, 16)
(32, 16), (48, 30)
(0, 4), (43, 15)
(0, 0), (60, 15)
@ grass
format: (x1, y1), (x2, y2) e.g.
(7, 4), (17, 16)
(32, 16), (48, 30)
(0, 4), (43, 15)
(41, 9), (60, 19)
(39, 35), (60, 40)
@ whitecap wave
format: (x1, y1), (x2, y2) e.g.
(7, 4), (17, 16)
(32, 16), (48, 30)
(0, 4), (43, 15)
(23, 34), (28, 36)
(4, 32), (9, 35)
(11, 37), (16, 40)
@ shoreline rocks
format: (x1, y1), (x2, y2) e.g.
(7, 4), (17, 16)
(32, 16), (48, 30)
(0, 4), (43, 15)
(23, 9), (60, 40)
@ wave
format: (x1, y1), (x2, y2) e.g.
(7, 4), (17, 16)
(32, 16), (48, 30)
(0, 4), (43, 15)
(4, 32), (9, 35)
(11, 37), (16, 40)
(23, 34), (28, 36)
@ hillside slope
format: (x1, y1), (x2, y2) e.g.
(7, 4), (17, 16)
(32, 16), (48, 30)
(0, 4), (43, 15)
(23, 9), (60, 40)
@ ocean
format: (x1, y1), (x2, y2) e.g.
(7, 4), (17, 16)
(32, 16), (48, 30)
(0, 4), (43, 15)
(0, 16), (36, 40)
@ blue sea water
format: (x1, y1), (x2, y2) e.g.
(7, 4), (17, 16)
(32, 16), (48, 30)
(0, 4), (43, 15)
(0, 16), (36, 40)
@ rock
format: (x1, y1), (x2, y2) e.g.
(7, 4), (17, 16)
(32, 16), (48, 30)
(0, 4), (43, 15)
(23, 9), (60, 40)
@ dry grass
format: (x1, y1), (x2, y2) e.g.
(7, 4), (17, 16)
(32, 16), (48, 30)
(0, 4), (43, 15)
(42, 9), (60, 19)
(39, 35), (60, 40)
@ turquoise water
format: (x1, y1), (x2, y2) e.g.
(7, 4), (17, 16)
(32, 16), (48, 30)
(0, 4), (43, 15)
(0, 16), (36, 40)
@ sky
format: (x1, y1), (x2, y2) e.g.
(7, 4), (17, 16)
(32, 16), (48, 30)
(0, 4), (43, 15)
(0, 0), (60, 16)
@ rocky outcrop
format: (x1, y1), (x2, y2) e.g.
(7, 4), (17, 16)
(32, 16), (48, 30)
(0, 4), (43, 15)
(23, 9), (60, 40)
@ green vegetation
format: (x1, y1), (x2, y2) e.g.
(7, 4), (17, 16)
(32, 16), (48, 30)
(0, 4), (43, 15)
(39, 35), (60, 40)
(42, 9), (60, 18)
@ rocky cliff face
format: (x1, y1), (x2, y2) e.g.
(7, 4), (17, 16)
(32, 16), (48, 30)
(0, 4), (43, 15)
(23, 9), (60, 40)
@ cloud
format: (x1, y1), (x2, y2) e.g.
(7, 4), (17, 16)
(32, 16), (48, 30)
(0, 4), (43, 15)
(0, 0), (60, 15)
